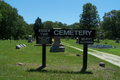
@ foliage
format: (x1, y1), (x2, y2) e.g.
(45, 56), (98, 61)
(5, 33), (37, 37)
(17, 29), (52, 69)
(68, 22), (80, 29)
(1, 0), (120, 40)
(0, 13), (3, 22)
(33, 17), (43, 30)
(0, 1), (24, 39)
(0, 0), (33, 39)
(102, 10), (120, 39)
(43, 21), (53, 29)
(80, 3), (99, 29)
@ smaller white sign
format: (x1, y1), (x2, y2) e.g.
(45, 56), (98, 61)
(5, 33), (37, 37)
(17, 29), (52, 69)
(79, 37), (94, 44)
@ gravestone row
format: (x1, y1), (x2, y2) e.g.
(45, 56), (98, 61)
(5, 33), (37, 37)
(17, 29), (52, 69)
(88, 44), (116, 49)
(16, 44), (26, 49)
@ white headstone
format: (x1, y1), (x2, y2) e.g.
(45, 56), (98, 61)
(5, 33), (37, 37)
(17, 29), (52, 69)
(22, 44), (26, 47)
(28, 35), (32, 43)
(16, 45), (21, 49)
(20, 44), (23, 47)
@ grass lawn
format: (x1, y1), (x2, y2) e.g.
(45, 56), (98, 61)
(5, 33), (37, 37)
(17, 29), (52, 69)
(0, 39), (120, 80)
(61, 39), (120, 56)
(90, 39), (120, 56)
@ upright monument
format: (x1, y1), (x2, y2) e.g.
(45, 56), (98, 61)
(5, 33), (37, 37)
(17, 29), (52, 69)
(50, 28), (65, 52)
(28, 35), (32, 43)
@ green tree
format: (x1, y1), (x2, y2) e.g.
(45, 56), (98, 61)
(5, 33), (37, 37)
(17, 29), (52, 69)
(12, 15), (28, 39)
(33, 17), (43, 30)
(69, 22), (80, 29)
(33, 17), (43, 36)
(0, 13), (2, 22)
(58, 22), (63, 28)
(61, 23), (67, 29)
(80, 3), (99, 29)
(43, 21), (53, 29)
(0, 0), (33, 39)
(102, 10), (120, 39)
(0, 0), (10, 38)
(0, 0), (27, 39)
(27, 24), (34, 35)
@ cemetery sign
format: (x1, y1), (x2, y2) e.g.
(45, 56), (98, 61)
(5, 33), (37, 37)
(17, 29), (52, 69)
(35, 29), (52, 44)
(35, 29), (95, 44)
(35, 28), (95, 71)
(35, 29), (95, 37)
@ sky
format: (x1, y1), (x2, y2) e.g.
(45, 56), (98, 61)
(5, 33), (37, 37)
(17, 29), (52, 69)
(4, 0), (120, 25)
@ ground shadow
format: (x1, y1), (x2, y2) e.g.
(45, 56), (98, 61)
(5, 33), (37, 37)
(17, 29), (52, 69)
(28, 66), (46, 72)
(27, 66), (93, 74)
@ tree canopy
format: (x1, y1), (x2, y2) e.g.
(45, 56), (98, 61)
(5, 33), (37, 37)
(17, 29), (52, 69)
(33, 17), (43, 30)
(0, 1), (120, 40)
(0, 0), (33, 39)
(102, 10), (120, 39)
(80, 3), (99, 29)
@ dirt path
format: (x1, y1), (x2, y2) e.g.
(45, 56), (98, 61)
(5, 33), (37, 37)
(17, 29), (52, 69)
(62, 42), (120, 67)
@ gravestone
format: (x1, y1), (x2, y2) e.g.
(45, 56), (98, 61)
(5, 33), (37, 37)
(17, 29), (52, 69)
(76, 53), (81, 57)
(96, 44), (98, 48)
(3, 38), (5, 41)
(93, 44), (96, 48)
(76, 37), (79, 43)
(114, 45), (116, 48)
(104, 45), (106, 48)
(22, 44), (26, 47)
(16, 45), (21, 49)
(97, 45), (100, 48)
(101, 45), (104, 48)
(115, 38), (119, 43)
(102, 45), (106, 48)
(90, 44), (93, 47)
(99, 62), (105, 67)
(28, 35), (32, 43)
(110, 45), (112, 48)
(32, 38), (35, 41)
(20, 44), (23, 47)
(106, 45), (109, 48)
(88, 44), (91, 47)
(50, 28), (65, 52)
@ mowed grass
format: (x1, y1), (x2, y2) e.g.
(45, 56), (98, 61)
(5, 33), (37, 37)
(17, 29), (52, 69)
(91, 39), (120, 56)
(61, 39), (120, 56)
(0, 40), (120, 80)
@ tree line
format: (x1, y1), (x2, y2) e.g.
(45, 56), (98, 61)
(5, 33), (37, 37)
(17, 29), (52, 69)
(0, 0), (31, 39)
(101, 10), (120, 39)
(0, 0), (120, 40)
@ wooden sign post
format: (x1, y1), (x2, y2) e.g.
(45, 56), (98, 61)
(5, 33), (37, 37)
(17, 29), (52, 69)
(35, 29), (95, 71)
(42, 44), (46, 67)
(35, 29), (52, 67)
(82, 44), (88, 71)
(79, 37), (94, 71)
